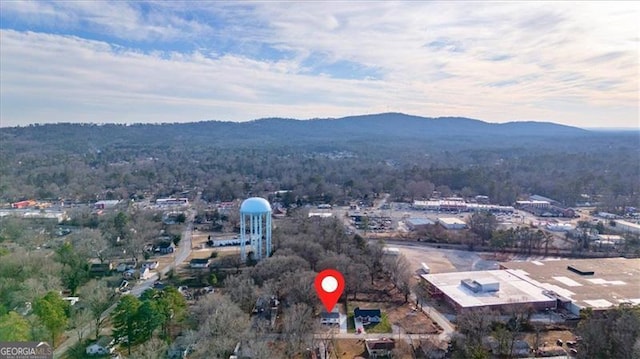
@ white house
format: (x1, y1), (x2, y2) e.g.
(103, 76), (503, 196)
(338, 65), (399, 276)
(190, 258), (211, 269)
(365, 338), (395, 358)
(86, 337), (114, 356)
(122, 267), (151, 280)
(116, 260), (137, 273)
(141, 261), (159, 270)
(320, 309), (340, 325)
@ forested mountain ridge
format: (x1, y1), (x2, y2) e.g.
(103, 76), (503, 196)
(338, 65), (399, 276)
(1, 112), (589, 152)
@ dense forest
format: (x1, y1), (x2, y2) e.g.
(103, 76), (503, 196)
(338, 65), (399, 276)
(1, 113), (638, 210)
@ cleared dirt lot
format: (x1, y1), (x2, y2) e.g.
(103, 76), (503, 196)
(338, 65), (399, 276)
(333, 339), (368, 358)
(388, 242), (500, 275)
(347, 277), (441, 335)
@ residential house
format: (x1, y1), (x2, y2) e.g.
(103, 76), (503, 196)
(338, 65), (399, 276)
(141, 260), (159, 270)
(94, 200), (120, 210)
(86, 336), (114, 356)
(189, 258), (211, 269)
(116, 260), (137, 273)
(15, 301), (32, 316)
(156, 241), (175, 254)
(63, 297), (80, 306)
(365, 338), (395, 358)
(122, 269), (136, 280)
(320, 309), (340, 325)
(252, 296), (280, 329)
(89, 259), (113, 276)
(272, 206), (287, 218)
(167, 346), (189, 359)
(167, 335), (193, 359)
(354, 307), (382, 325)
(511, 340), (532, 357)
(122, 267), (151, 280)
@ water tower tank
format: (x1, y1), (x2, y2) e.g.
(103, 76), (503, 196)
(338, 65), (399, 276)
(240, 197), (272, 214)
(240, 197), (272, 262)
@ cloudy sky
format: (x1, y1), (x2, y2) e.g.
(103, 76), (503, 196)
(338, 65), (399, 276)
(1, 1), (638, 128)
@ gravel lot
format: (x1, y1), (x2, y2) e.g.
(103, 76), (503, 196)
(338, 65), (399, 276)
(387, 243), (500, 275)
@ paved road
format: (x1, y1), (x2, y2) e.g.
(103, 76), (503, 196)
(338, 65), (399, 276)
(54, 203), (197, 358)
(374, 193), (391, 209)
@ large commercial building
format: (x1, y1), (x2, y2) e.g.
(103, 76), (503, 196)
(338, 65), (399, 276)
(422, 258), (640, 315)
(437, 217), (467, 230)
(405, 218), (435, 231)
(501, 258), (640, 315)
(156, 197), (189, 207)
(421, 270), (556, 313)
(412, 200), (514, 213)
(613, 220), (640, 235)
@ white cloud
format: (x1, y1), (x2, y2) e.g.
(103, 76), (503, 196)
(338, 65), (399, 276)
(0, 1), (638, 128)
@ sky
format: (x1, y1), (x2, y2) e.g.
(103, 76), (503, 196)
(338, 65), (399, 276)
(1, 1), (638, 129)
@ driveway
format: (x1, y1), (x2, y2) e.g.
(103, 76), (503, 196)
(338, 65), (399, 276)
(339, 313), (347, 334)
(354, 317), (366, 334)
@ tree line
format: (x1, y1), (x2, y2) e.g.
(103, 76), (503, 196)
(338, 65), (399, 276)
(1, 123), (637, 212)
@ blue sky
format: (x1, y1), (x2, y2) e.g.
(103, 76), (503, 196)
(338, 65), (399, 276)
(1, 1), (638, 128)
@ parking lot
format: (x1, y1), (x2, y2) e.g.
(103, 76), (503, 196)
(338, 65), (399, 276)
(385, 242), (500, 275)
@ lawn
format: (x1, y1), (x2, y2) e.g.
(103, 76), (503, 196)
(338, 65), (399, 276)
(346, 312), (392, 334)
(366, 313), (392, 333)
(347, 313), (355, 332)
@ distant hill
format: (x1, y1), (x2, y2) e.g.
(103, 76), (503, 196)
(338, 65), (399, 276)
(0, 112), (595, 155)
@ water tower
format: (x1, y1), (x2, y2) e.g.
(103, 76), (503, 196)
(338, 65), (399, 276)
(240, 197), (272, 262)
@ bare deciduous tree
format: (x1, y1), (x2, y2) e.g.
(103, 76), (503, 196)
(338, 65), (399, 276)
(78, 279), (114, 339)
(282, 303), (317, 357)
(222, 274), (258, 313)
(190, 295), (250, 359)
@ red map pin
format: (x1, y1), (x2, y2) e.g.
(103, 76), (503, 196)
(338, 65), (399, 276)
(314, 269), (345, 312)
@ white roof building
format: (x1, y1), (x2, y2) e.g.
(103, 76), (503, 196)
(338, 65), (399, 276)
(437, 217), (467, 230)
(546, 223), (574, 232)
(308, 212), (333, 218)
(422, 270), (555, 312)
(502, 258), (640, 315)
(613, 220), (640, 235)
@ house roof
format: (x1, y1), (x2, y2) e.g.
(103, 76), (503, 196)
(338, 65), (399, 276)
(89, 336), (113, 348)
(190, 258), (210, 264)
(501, 258), (640, 311)
(366, 338), (395, 350)
(407, 218), (435, 226)
(354, 307), (381, 318)
(320, 311), (340, 319)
